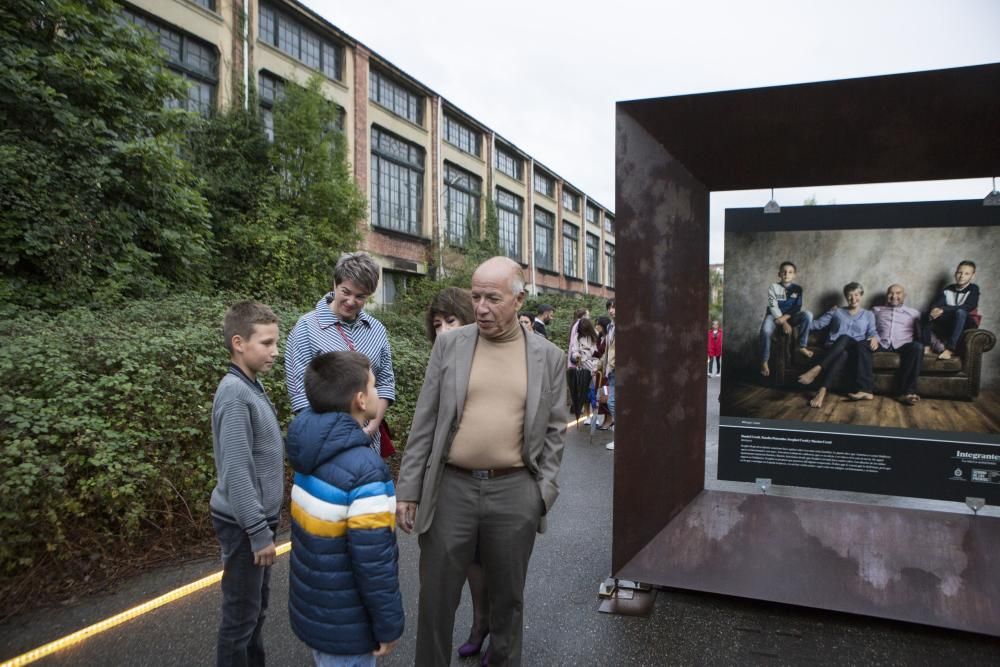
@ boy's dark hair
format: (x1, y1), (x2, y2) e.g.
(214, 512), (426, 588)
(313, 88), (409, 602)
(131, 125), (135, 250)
(779, 261), (797, 272)
(426, 287), (475, 343)
(519, 311), (534, 320)
(223, 301), (278, 353)
(843, 282), (865, 298)
(606, 299), (616, 309)
(305, 351), (371, 414)
(537, 303), (554, 315)
(958, 260), (976, 272)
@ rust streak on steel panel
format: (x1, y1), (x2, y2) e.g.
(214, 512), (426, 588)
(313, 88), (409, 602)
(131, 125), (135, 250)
(611, 107), (708, 572)
(616, 490), (1000, 636)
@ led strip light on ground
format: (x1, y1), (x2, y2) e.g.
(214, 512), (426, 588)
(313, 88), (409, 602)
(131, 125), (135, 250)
(1, 542), (293, 667)
(4, 417), (590, 666)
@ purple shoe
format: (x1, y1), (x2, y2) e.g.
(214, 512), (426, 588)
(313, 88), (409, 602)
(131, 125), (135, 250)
(457, 633), (488, 658)
(480, 643), (492, 667)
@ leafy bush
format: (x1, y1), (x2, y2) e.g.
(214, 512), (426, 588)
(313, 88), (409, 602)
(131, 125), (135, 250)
(0, 294), (300, 578)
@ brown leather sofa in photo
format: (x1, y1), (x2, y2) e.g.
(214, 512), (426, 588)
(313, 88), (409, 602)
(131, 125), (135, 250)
(770, 327), (997, 399)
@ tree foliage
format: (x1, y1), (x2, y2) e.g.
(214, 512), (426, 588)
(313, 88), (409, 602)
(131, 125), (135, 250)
(187, 76), (366, 304)
(0, 0), (212, 308)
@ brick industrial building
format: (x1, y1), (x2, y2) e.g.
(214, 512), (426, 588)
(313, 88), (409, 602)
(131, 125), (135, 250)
(121, 0), (616, 305)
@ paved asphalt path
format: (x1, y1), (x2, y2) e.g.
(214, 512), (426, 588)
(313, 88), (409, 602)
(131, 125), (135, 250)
(3, 376), (999, 665)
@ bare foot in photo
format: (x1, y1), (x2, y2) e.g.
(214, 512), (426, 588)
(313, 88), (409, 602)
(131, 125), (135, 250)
(799, 347), (814, 359)
(760, 361), (770, 377)
(938, 349), (953, 360)
(847, 391), (874, 401)
(809, 388), (827, 408)
(798, 365), (821, 385)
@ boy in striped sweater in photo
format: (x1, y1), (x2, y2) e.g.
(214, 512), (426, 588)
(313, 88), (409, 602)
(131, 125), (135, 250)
(210, 302), (284, 666)
(286, 351), (404, 666)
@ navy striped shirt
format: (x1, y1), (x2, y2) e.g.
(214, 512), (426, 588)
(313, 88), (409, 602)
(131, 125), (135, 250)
(285, 295), (396, 453)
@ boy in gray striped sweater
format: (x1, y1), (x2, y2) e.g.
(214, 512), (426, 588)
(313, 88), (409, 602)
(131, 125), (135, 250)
(211, 302), (284, 666)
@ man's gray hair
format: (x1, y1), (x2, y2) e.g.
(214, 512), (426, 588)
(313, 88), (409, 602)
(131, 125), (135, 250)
(333, 251), (380, 294)
(510, 271), (526, 296)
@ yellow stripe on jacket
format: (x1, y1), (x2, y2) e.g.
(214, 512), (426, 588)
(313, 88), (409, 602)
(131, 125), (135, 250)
(292, 503), (396, 537)
(347, 511), (396, 531)
(291, 501), (347, 538)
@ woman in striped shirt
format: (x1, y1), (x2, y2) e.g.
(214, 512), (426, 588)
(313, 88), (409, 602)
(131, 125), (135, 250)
(285, 252), (396, 456)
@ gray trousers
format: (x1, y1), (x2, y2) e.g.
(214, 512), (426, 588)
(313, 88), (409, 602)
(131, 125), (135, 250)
(415, 467), (542, 667)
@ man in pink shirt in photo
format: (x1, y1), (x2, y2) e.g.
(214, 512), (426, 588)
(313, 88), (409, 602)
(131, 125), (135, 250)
(873, 284), (924, 406)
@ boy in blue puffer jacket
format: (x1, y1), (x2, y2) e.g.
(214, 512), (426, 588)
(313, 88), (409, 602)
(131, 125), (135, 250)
(287, 350), (403, 666)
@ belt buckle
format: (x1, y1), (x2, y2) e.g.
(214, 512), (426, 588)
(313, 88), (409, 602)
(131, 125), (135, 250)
(471, 469), (490, 480)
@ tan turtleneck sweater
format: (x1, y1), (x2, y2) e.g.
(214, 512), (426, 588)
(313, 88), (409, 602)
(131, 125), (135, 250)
(447, 322), (527, 470)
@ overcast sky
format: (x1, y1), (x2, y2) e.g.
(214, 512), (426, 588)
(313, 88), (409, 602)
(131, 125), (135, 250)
(304, 0), (1000, 262)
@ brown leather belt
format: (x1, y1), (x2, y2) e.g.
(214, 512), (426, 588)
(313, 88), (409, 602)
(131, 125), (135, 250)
(445, 463), (527, 480)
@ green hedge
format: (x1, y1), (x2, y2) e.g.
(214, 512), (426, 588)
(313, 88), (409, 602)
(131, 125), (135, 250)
(0, 289), (602, 579)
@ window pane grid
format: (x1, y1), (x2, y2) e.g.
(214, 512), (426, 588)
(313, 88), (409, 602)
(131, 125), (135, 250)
(444, 116), (480, 156)
(562, 223), (579, 277)
(369, 69), (423, 125)
(444, 164), (481, 246)
(260, 4), (342, 81)
(534, 208), (554, 270)
(495, 148), (522, 180)
(371, 127), (424, 234)
(605, 215), (615, 234)
(533, 172), (554, 197)
(496, 188), (523, 261)
(562, 191), (579, 213)
(605, 244), (616, 287)
(586, 233), (600, 282)
(586, 204), (599, 224)
(121, 8), (217, 115)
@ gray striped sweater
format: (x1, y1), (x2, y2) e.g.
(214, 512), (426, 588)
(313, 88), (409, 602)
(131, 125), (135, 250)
(210, 366), (285, 552)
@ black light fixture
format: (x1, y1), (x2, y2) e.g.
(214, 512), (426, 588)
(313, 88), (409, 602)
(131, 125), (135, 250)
(763, 188), (780, 214)
(984, 177), (1000, 206)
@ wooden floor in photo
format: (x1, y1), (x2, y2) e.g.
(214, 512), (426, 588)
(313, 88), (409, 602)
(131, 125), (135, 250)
(722, 381), (1000, 434)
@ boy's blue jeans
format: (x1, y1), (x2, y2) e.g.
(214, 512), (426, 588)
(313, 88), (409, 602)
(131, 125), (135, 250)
(312, 650), (375, 667)
(922, 308), (971, 351)
(214, 517), (276, 667)
(607, 370), (616, 422)
(760, 310), (813, 362)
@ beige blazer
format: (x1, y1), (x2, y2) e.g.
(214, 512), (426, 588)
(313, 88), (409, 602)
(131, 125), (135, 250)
(396, 324), (568, 534)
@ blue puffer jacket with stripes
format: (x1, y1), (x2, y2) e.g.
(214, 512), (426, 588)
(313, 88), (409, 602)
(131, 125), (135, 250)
(286, 409), (404, 656)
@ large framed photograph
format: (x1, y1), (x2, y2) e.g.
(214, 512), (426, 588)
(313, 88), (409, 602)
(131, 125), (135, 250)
(718, 200), (1000, 503)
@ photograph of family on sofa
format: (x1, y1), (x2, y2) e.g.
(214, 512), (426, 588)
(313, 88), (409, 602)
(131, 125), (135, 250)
(720, 212), (999, 436)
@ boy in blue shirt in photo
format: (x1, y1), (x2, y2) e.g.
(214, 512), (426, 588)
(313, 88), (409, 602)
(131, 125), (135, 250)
(760, 261), (814, 377)
(286, 351), (403, 666)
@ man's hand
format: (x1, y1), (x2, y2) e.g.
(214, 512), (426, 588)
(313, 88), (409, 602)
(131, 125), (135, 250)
(396, 501), (417, 534)
(363, 418), (381, 438)
(869, 337), (879, 351)
(373, 640), (398, 657)
(930, 307), (943, 320)
(253, 542), (276, 567)
(781, 321), (793, 335)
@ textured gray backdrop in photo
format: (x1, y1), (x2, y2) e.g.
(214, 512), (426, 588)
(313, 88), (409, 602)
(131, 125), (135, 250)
(722, 225), (1000, 389)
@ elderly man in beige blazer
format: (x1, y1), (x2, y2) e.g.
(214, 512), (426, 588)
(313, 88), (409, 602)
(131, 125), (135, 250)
(396, 256), (568, 666)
